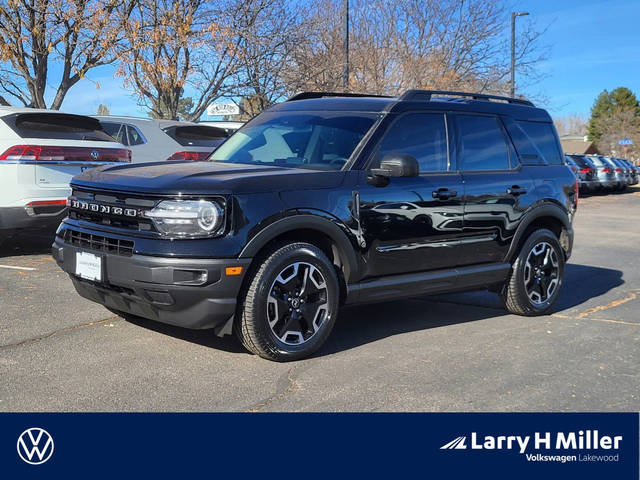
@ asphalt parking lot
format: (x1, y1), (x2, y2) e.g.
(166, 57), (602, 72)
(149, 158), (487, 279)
(1, 188), (639, 412)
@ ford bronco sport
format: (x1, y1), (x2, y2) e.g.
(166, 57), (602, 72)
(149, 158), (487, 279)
(52, 90), (576, 361)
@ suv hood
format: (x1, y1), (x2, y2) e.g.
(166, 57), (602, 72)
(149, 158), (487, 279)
(71, 161), (346, 195)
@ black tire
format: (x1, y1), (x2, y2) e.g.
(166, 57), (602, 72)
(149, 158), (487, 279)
(502, 229), (565, 316)
(235, 242), (340, 361)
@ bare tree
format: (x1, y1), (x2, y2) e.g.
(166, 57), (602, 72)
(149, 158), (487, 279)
(285, 0), (548, 97)
(0, 0), (136, 109)
(553, 114), (588, 137)
(118, 0), (247, 121)
(230, 0), (302, 118)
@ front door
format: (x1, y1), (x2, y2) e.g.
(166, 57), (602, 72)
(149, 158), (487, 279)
(356, 112), (465, 278)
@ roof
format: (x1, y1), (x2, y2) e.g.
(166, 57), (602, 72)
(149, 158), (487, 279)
(93, 115), (200, 128)
(269, 90), (551, 121)
(0, 105), (90, 116)
(560, 135), (598, 155)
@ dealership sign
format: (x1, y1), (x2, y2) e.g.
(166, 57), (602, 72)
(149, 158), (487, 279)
(206, 103), (240, 116)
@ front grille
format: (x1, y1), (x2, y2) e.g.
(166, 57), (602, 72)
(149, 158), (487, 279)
(65, 229), (134, 256)
(68, 189), (157, 232)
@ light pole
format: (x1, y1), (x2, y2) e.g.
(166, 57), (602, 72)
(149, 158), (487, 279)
(510, 11), (529, 98)
(342, 0), (349, 91)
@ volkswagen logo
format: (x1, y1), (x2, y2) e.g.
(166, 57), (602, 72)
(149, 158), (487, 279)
(90, 150), (100, 161)
(17, 427), (54, 465)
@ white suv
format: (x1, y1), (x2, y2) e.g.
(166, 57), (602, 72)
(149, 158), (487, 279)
(0, 107), (131, 244)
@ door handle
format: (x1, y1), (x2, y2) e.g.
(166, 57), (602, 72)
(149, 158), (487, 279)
(507, 185), (527, 196)
(432, 188), (458, 200)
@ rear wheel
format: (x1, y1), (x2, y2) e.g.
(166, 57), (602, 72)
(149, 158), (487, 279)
(502, 229), (564, 316)
(235, 242), (340, 361)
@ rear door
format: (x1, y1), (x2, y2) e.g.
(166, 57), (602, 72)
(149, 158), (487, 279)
(455, 114), (536, 265)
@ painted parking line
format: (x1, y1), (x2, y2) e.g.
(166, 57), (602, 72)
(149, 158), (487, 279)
(0, 265), (37, 271)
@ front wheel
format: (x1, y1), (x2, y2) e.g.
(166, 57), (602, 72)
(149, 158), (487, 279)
(502, 229), (565, 316)
(235, 242), (340, 361)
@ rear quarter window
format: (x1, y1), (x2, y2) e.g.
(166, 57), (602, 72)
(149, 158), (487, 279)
(517, 121), (563, 165)
(163, 125), (228, 147)
(3, 113), (116, 142)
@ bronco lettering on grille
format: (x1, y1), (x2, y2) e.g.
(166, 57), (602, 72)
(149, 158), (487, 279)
(71, 200), (137, 217)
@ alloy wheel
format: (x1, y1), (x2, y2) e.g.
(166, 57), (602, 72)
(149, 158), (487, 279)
(523, 242), (559, 305)
(267, 262), (330, 345)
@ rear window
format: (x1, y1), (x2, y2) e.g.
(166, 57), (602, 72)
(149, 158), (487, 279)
(163, 125), (228, 147)
(456, 115), (511, 171)
(568, 155), (593, 169)
(3, 113), (116, 142)
(518, 121), (562, 165)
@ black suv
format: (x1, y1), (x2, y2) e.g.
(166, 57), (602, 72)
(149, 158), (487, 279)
(52, 90), (576, 361)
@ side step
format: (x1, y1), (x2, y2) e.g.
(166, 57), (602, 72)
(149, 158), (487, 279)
(345, 263), (511, 305)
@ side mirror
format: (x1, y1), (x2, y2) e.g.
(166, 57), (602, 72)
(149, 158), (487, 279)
(368, 153), (419, 186)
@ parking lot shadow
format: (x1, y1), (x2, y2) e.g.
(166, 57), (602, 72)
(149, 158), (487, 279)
(122, 314), (247, 354)
(553, 263), (624, 311)
(114, 263), (624, 359)
(316, 263), (623, 358)
(0, 232), (54, 258)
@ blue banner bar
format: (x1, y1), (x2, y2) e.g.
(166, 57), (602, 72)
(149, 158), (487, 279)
(2, 413), (638, 479)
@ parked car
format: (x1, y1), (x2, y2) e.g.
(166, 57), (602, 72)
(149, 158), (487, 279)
(565, 154), (598, 193)
(602, 156), (628, 190)
(54, 90), (576, 361)
(586, 155), (617, 191)
(95, 116), (229, 163)
(610, 157), (633, 187)
(199, 121), (244, 135)
(0, 107), (130, 245)
(619, 159), (638, 185)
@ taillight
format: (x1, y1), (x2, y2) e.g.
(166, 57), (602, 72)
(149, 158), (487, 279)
(167, 151), (211, 161)
(602, 167), (612, 173)
(0, 145), (131, 163)
(615, 168), (622, 172)
(574, 177), (579, 207)
(579, 168), (592, 174)
(26, 200), (67, 206)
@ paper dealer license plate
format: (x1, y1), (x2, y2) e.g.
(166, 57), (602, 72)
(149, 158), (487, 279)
(75, 251), (102, 282)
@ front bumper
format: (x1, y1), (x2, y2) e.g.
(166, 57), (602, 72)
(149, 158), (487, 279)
(52, 236), (252, 330)
(0, 206), (67, 236)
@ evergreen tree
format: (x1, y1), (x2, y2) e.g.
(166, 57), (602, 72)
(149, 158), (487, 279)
(587, 87), (640, 143)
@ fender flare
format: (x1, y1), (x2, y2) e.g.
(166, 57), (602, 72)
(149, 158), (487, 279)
(239, 214), (360, 283)
(505, 203), (572, 262)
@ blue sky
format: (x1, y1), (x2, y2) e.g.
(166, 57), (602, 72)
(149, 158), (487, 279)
(8, 0), (640, 120)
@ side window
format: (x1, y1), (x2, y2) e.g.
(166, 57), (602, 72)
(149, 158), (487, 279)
(374, 113), (448, 172)
(126, 125), (145, 146)
(101, 122), (127, 145)
(456, 115), (510, 171)
(518, 122), (562, 165)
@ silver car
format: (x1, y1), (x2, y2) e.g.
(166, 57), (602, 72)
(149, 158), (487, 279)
(603, 156), (628, 190)
(95, 116), (228, 163)
(586, 155), (617, 190)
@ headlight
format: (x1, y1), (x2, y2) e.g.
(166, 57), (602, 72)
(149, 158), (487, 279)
(144, 200), (224, 237)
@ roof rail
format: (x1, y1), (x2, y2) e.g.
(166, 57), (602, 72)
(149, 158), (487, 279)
(287, 91), (393, 102)
(398, 89), (534, 107)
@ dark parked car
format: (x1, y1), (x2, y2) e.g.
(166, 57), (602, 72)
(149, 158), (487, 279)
(619, 159), (638, 185)
(565, 154), (598, 193)
(53, 90), (576, 361)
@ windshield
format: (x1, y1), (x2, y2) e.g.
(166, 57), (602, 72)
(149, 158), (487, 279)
(209, 111), (378, 170)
